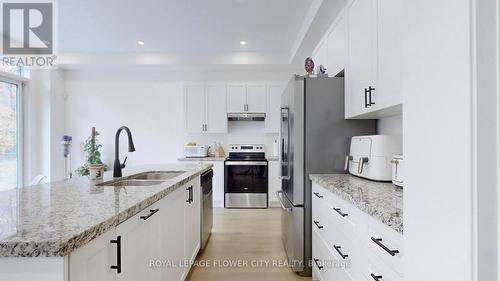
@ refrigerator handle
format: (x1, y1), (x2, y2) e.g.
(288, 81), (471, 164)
(276, 191), (292, 212)
(280, 107), (291, 180)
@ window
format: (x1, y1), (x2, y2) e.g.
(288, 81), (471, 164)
(0, 78), (21, 191)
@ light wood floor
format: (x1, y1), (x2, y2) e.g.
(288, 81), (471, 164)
(187, 208), (312, 281)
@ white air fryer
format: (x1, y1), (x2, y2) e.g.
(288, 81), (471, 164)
(345, 135), (402, 181)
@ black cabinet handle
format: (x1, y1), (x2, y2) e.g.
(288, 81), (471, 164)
(110, 236), (122, 274)
(313, 192), (323, 198)
(313, 220), (324, 229)
(364, 88), (369, 108)
(368, 86), (375, 106)
(140, 209), (159, 220)
(333, 207), (348, 217)
(313, 258), (323, 270)
(371, 273), (383, 281)
(370, 237), (400, 256)
(190, 186), (193, 203)
(333, 245), (349, 259)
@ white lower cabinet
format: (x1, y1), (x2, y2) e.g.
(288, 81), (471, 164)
(312, 182), (403, 281)
(69, 178), (201, 281)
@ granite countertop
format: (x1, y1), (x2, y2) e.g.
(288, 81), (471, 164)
(178, 157), (226, 161)
(309, 174), (403, 234)
(0, 163), (212, 257)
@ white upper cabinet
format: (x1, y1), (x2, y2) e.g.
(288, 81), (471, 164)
(227, 83), (267, 113)
(205, 84), (228, 133)
(185, 83), (227, 133)
(311, 0), (403, 119)
(227, 84), (247, 113)
(185, 84), (206, 133)
(246, 83), (267, 112)
(376, 0), (403, 109)
(345, 0), (377, 118)
(265, 83), (284, 133)
(327, 14), (347, 77)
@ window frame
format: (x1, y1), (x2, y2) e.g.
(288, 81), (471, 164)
(0, 72), (25, 188)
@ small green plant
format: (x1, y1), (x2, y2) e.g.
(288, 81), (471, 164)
(75, 127), (108, 176)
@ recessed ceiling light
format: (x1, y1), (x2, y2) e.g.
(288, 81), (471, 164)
(239, 40), (247, 46)
(137, 41), (145, 46)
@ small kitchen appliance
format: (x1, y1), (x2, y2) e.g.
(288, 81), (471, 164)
(184, 145), (209, 158)
(391, 154), (404, 187)
(345, 135), (402, 181)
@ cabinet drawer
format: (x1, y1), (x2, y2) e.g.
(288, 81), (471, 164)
(312, 183), (366, 239)
(312, 229), (354, 281)
(365, 221), (403, 274)
(359, 254), (403, 281)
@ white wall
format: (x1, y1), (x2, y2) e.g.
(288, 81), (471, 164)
(64, 69), (293, 170)
(402, 0), (475, 280)
(377, 114), (402, 136)
(23, 69), (67, 183)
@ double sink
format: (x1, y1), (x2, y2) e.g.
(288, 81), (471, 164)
(97, 171), (185, 187)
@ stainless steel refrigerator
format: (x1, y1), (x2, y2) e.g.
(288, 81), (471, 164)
(276, 75), (376, 276)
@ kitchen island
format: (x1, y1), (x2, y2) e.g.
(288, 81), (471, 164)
(0, 163), (212, 281)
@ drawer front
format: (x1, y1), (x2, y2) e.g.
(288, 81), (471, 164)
(312, 183), (366, 239)
(366, 221), (404, 274)
(358, 254), (403, 281)
(312, 229), (354, 281)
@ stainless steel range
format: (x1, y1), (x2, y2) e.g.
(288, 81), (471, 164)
(224, 144), (268, 208)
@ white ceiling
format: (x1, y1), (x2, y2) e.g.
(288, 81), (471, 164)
(58, 0), (319, 67)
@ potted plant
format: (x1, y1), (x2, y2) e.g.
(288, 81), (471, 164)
(75, 127), (108, 177)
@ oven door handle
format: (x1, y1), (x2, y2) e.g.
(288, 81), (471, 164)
(225, 161), (268, 166)
(276, 191), (292, 212)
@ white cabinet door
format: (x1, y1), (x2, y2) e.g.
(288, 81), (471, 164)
(346, 0), (377, 118)
(207, 161), (225, 208)
(157, 187), (186, 281)
(206, 84), (228, 133)
(227, 84), (247, 113)
(268, 161), (281, 205)
(327, 14), (347, 77)
(69, 228), (116, 281)
(185, 84), (206, 133)
(376, 0), (403, 108)
(184, 178), (201, 277)
(115, 199), (163, 281)
(265, 84), (284, 133)
(246, 83), (267, 113)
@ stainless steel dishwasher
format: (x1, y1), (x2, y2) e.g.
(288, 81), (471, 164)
(200, 169), (213, 250)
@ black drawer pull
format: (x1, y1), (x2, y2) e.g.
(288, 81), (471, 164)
(333, 245), (349, 259)
(371, 273), (383, 281)
(370, 237), (399, 256)
(313, 258), (323, 270)
(333, 207), (348, 217)
(140, 209), (159, 220)
(110, 236), (122, 274)
(313, 192), (323, 198)
(313, 220), (324, 229)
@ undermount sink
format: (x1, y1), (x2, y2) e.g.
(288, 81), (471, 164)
(130, 171), (185, 180)
(98, 180), (165, 187)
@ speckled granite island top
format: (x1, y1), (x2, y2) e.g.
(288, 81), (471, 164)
(309, 174), (403, 234)
(0, 163), (212, 257)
